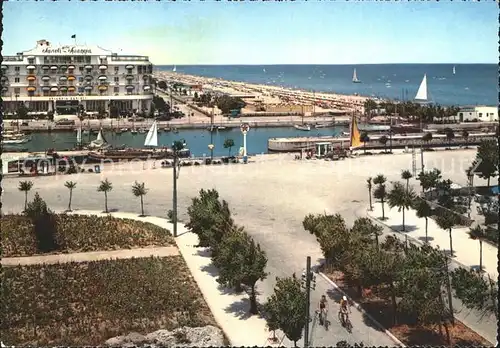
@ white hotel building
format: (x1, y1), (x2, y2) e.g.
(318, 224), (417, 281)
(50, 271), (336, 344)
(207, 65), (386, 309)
(1, 39), (154, 117)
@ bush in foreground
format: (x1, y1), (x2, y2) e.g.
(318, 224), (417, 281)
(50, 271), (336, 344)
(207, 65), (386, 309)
(2, 256), (215, 345)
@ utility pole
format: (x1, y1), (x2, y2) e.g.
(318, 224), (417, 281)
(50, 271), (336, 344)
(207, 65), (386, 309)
(300, 256), (316, 348)
(172, 140), (184, 237)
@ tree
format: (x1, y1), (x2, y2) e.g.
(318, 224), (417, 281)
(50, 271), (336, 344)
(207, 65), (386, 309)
(158, 80), (167, 90)
(25, 193), (58, 253)
(153, 95), (168, 112)
(64, 181), (77, 211)
(366, 177), (373, 211)
(16, 103), (29, 119)
(422, 132), (433, 147)
(264, 275), (307, 347)
(472, 140), (499, 187)
(468, 225), (487, 272)
(373, 174), (387, 220)
(132, 181), (148, 216)
(363, 99), (377, 115)
(97, 178), (113, 213)
(360, 131), (370, 153)
(461, 130), (469, 148)
(193, 91), (199, 101)
(435, 211), (457, 257)
(18, 180), (34, 211)
(352, 217), (383, 248)
(401, 169), (413, 192)
(223, 138), (235, 156)
(444, 128), (455, 147)
(417, 169), (442, 197)
(415, 199), (432, 243)
(214, 228), (268, 314)
(387, 181), (416, 231)
(451, 267), (498, 319)
(378, 135), (388, 153)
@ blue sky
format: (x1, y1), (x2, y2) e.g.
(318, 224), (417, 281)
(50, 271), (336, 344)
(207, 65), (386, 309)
(3, 1), (498, 65)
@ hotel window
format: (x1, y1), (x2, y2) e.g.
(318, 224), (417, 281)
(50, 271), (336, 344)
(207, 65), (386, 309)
(114, 87), (119, 93)
(479, 113), (483, 117)
(28, 58), (34, 64)
(138, 66), (142, 74)
(14, 88), (20, 94)
(85, 56), (91, 63)
(79, 66), (84, 71)
(43, 91), (49, 96)
(114, 66), (119, 74)
(15, 77), (20, 83)
(114, 77), (119, 83)
(15, 66), (20, 72)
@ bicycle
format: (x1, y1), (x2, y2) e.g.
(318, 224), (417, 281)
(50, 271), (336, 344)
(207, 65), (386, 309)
(338, 308), (352, 332)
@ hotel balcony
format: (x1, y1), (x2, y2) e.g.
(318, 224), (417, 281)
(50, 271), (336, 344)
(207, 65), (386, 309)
(110, 55), (149, 62)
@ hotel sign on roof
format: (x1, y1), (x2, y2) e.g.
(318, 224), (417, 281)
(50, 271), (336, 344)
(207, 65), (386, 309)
(24, 44), (112, 56)
(42, 46), (92, 55)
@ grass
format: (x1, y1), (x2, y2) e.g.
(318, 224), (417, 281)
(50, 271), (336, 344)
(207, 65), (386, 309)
(2, 214), (174, 257)
(322, 268), (492, 347)
(1, 256), (216, 345)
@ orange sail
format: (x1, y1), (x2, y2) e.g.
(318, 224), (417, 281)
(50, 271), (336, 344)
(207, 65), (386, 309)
(349, 115), (362, 149)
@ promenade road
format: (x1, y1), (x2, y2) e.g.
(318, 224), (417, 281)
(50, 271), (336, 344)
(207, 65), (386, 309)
(2, 150), (491, 346)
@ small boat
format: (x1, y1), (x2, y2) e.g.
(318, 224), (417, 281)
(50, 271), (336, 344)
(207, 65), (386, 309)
(453, 65), (456, 75)
(294, 124), (311, 131)
(315, 124), (326, 129)
(163, 126), (171, 132)
(82, 129), (90, 135)
(115, 129), (122, 134)
(352, 68), (361, 83)
(172, 128), (179, 134)
(130, 127), (138, 135)
(342, 131), (350, 136)
(217, 126), (227, 130)
(89, 128), (109, 149)
(138, 128), (147, 134)
(120, 127), (129, 132)
(173, 65), (177, 72)
(207, 125), (216, 132)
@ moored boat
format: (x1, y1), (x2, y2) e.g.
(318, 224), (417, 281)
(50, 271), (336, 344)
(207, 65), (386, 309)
(294, 124), (311, 131)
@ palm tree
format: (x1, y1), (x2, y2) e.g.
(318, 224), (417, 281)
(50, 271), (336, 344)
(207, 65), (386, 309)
(436, 211), (457, 257)
(18, 180), (33, 211)
(132, 181), (148, 216)
(445, 128), (455, 148)
(387, 181), (416, 231)
(468, 225), (487, 271)
(360, 132), (370, 154)
(64, 181), (77, 211)
(415, 199), (432, 243)
(223, 138), (235, 157)
(373, 174), (387, 219)
(462, 130), (469, 148)
(367, 177), (373, 211)
(401, 170), (413, 192)
(97, 178), (113, 213)
(378, 135), (388, 153)
(422, 132), (433, 147)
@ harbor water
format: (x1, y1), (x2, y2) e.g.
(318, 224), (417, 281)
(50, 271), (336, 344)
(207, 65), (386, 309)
(13, 126), (348, 156)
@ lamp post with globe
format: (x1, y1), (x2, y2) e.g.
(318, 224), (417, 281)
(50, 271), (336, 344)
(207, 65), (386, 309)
(171, 139), (186, 237)
(208, 144), (215, 161)
(240, 123), (250, 163)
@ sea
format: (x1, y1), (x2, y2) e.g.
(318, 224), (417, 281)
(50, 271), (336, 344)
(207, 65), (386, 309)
(159, 64), (498, 107)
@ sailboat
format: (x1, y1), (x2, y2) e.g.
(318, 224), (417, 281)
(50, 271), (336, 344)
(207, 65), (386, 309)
(172, 65), (177, 72)
(76, 126), (83, 147)
(144, 121), (158, 148)
(352, 68), (361, 83)
(391, 74), (429, 134)
(415, 74), (429, 103)
(89, 128), (108, 149)
(453, 65), (456, 75)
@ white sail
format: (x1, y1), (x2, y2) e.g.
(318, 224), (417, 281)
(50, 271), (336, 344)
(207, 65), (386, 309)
(453, 65), (456, 75)
(415, 74), (428, 101)
(90, 128), (107, 148)
(172, 65), (177, 72)
(76, 126), (82, 144)
(144, 121), (158, 147)
(352, 69), (358, 82)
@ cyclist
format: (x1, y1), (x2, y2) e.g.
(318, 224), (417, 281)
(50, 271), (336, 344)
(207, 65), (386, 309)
(339, 296), (351, 324)
(318, 295), (328, 325)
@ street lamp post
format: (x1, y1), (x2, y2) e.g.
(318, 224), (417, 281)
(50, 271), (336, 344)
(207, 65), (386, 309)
(240, 123), (250, 163)
(171, 139), (185, 237)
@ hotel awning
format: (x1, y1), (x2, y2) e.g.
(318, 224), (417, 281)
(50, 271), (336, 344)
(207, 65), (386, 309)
(60, 86), (68, 91)
(27, 86), (36, 92)
(84, 75), (93, 81)
(42, 65), (49, 70)
(1, 65), (8, 70)
(2, 86), (8, 92)
(99, 55), (107, 59)
(125, 75), (134, 80)
(1, 76), (8, 81)
(59, 76), (67, 81)
(50, 66), (58, 70)
(27, 76), (36, 81)
(68, 65), (75, 70)
(27, 55), (35, 59)
(125, 65), (134, 69)
(126, 85), (134, 90)
(143, 85), (151, 90)
(68, 75), (76, 81)
(98, 85), (108, 91)
(42, 76), (50, 81)
(50, 87), (58, 91)
(26, 65), (36, 69)
(98, 75), (107, 80)
(68, 86), (76, 92)
(143, 74), (150, 80)
(84, 65), (92, 69)
(85, 86), (92, 90)
(99, 65), (107, 70)
(42, 86), (50, 91)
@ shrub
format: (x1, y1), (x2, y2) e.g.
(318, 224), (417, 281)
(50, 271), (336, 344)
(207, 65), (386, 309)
(24, 193), (58, 253)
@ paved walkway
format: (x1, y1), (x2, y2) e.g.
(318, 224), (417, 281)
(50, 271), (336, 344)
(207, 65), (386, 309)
(365, 206), (497, 344)
(1, 246), (179, 267)
(367, 205), (498, 280)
